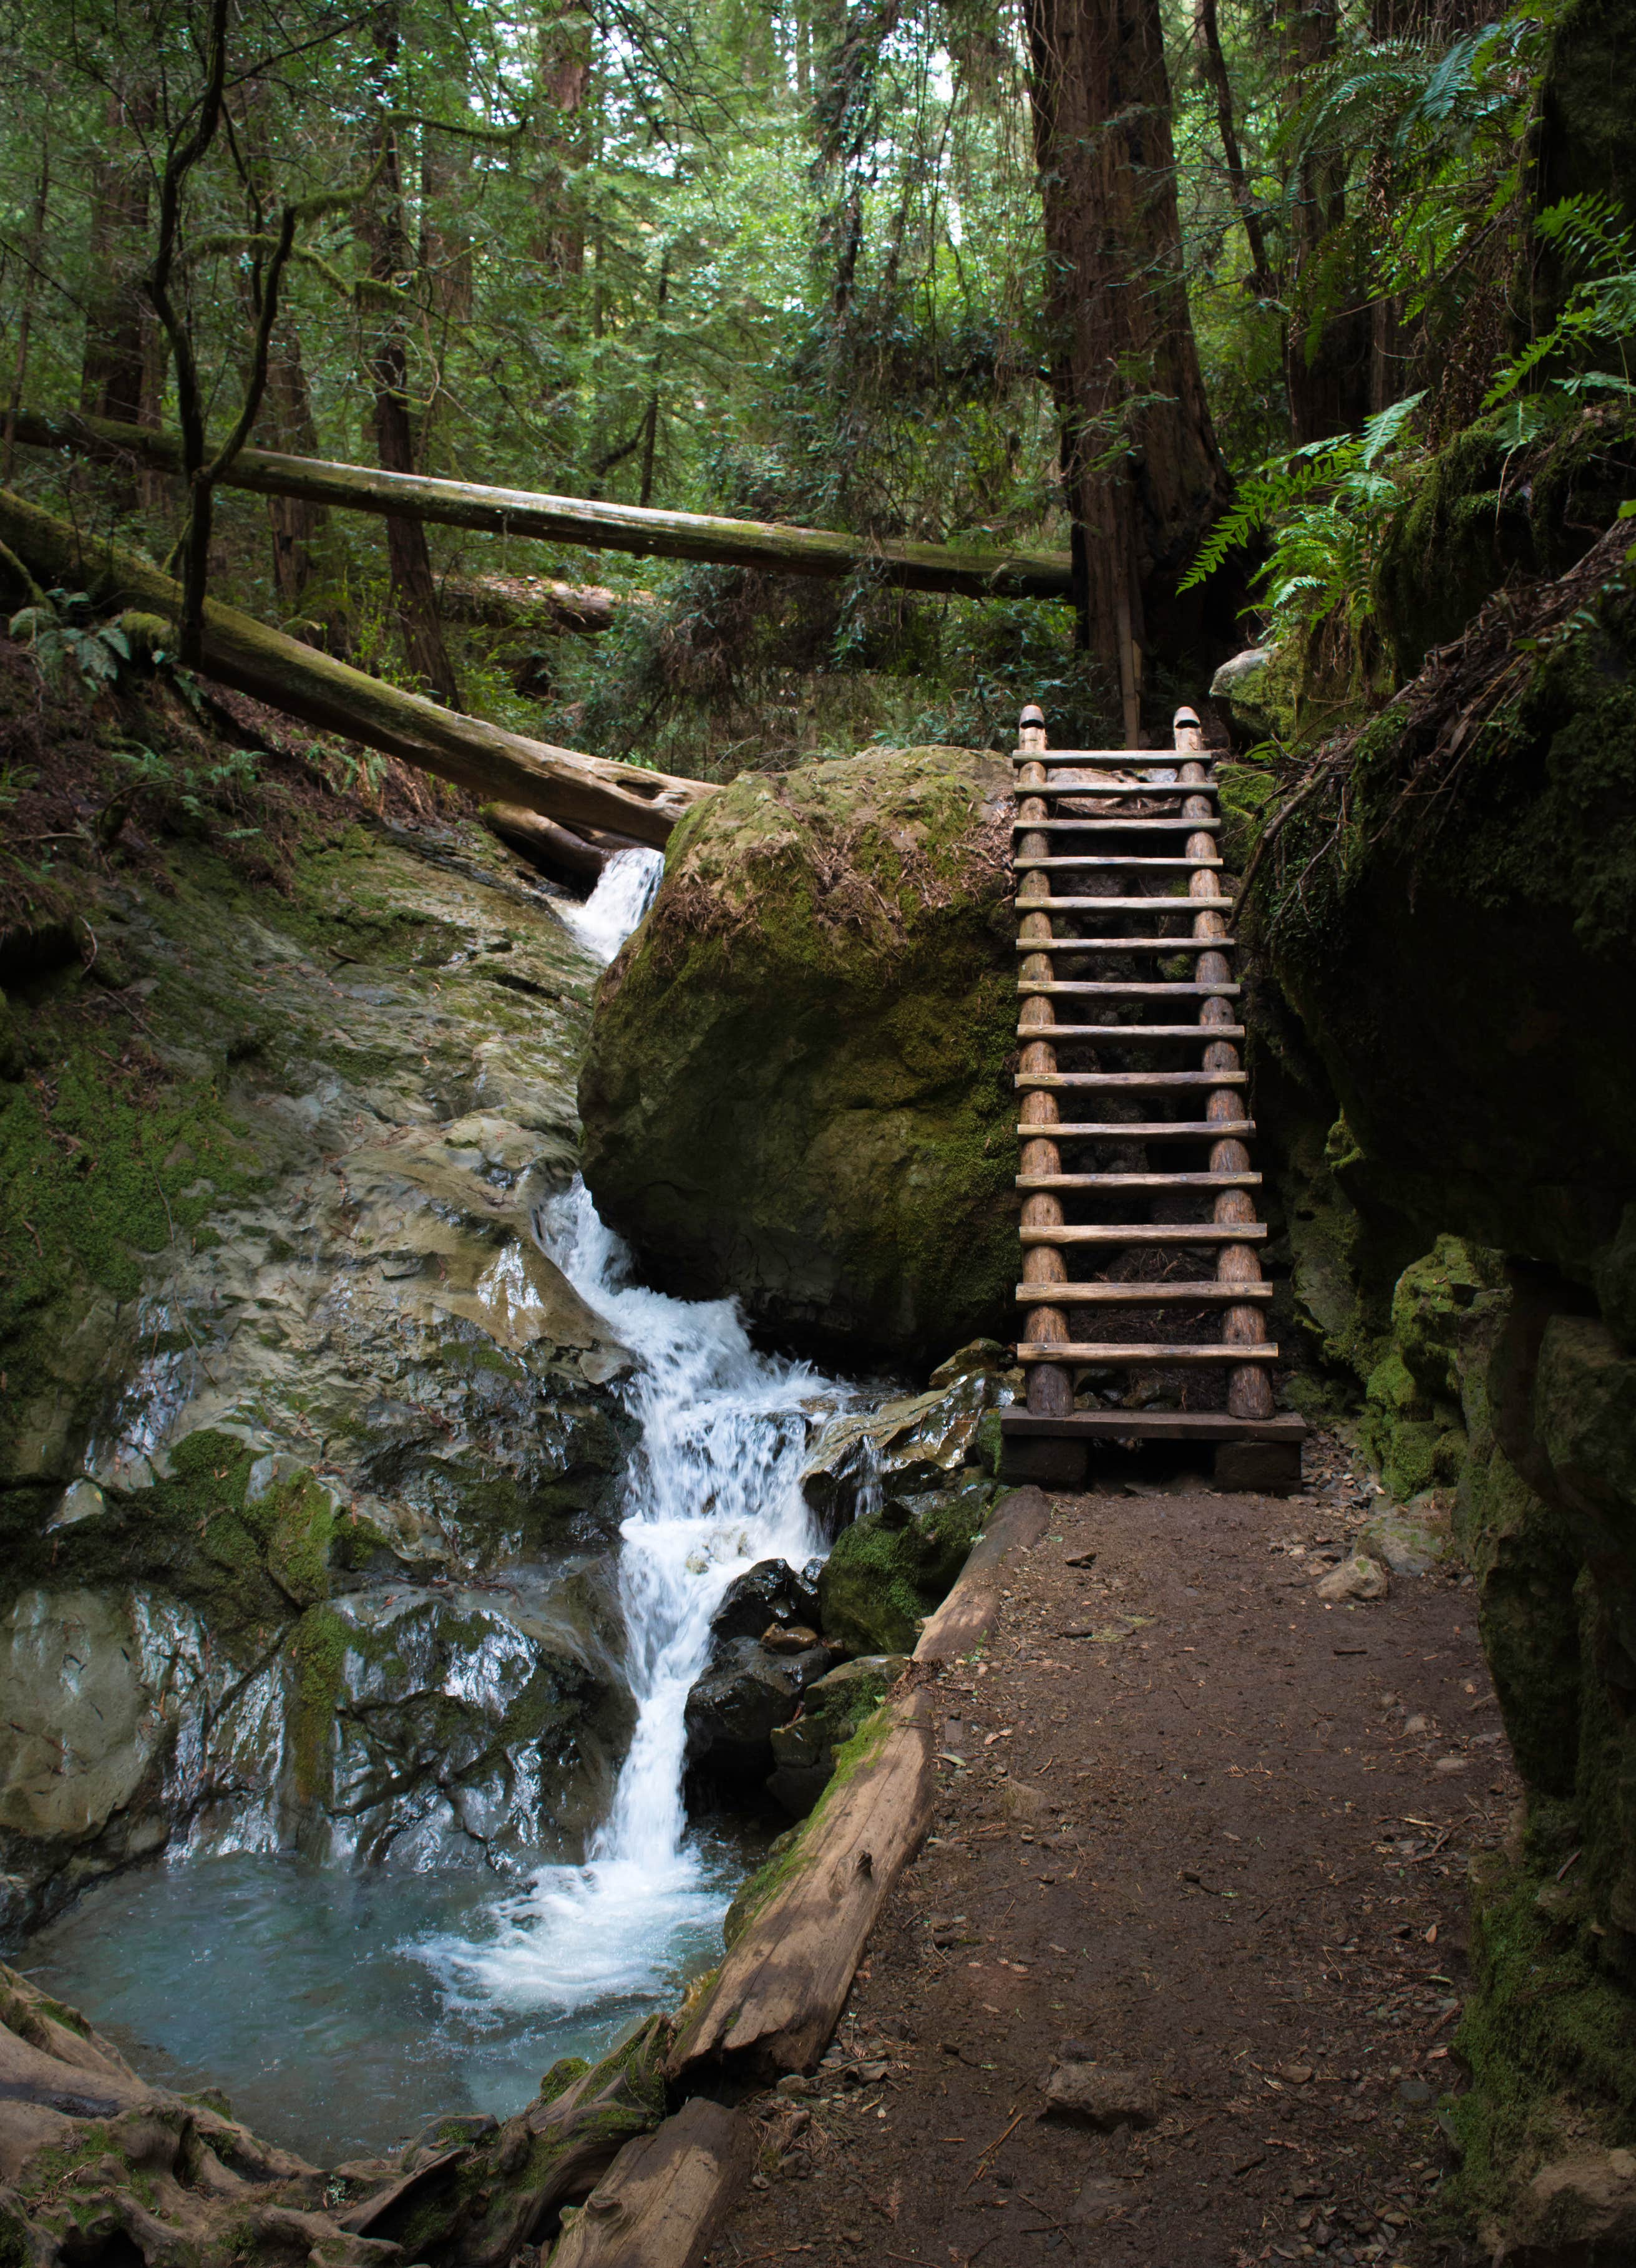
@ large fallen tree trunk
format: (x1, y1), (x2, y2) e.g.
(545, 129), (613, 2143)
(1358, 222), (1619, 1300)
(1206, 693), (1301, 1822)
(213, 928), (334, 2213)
(441, 572), (630, 635)
(12, 407), (1074, 601)
(0, 489), (711, 845)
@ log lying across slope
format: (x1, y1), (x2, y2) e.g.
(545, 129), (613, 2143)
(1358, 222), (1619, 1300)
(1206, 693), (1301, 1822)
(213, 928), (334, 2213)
(0, 489), (711, 845)
(11, 409), (1074, 601)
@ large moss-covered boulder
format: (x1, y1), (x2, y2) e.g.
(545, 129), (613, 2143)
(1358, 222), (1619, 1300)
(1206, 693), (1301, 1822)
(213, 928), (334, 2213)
(578, 747), (1016, 1361)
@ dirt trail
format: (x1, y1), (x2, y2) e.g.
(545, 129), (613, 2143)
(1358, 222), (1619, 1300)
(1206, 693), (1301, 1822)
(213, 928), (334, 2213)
(708, 1442), (1516, 2268)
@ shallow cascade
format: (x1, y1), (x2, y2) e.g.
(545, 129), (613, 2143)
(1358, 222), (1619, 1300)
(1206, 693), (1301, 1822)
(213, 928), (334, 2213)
(16, 851), (867, 2166)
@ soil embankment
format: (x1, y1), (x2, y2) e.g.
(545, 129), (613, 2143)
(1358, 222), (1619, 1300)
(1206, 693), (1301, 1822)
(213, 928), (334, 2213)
(711, 1440), (1516, 2267)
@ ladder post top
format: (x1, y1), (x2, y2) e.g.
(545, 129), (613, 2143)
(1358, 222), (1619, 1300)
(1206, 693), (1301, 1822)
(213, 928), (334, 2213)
(1173, 705), (1201, 729)
(1020, 703), (1046, 726)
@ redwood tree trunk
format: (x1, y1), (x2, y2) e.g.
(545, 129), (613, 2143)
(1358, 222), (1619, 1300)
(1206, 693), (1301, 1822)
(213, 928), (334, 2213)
(366, 2), (460, 705)
(1023, 0), (1233, 721)
(1280, 0), (1371, 440)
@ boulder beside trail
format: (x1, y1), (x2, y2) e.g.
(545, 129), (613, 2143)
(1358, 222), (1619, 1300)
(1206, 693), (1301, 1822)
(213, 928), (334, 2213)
(578, 747), (1018, 1365)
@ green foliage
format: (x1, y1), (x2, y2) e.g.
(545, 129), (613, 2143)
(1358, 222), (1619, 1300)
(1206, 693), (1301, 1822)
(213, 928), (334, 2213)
(1484, 194), (1636, 439)
(8, 591), (131, 693)
(1182, 392), (1426, 645)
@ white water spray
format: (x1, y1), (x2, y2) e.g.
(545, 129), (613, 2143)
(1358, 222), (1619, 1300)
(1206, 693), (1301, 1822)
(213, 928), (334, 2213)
(560, 847), (665, 965)
(417, 867), (860, 2021)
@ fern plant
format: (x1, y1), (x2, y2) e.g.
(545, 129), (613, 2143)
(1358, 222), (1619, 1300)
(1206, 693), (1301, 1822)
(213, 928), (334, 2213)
(1483, 195), (1636, 441)
(1180, 392), (1427, 648)
(7, 590), (133, 693)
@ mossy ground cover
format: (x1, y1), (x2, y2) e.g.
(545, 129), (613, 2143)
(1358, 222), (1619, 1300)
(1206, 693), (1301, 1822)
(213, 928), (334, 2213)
(1448, 1854), (1636, 2231)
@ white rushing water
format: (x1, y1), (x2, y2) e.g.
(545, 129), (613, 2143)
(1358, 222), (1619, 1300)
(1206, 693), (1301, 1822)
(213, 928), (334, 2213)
(417, 850), (859, 2022)
(560, 846), (666, 964)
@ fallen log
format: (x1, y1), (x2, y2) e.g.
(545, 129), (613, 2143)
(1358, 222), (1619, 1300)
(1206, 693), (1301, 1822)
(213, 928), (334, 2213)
(0, 489), (712, 846)
(11, 407), (1074, 601)
(548, 2098), (754, 2268)
(666, 1484), (1051, 2086)
(441, 572), (628, 635)
(481, 801), (609, 880)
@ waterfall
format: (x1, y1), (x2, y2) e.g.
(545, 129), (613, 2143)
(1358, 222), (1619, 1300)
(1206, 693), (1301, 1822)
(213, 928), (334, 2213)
(416, 849), (860, 2022)
(560, 847), (666, 965)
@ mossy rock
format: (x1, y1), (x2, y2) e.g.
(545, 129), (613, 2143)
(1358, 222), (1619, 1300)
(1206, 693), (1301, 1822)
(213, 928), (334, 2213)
(578, 747), (1017, 1362)
(1375, 404), (1636, 678)
(818, 1478), (995, 1654)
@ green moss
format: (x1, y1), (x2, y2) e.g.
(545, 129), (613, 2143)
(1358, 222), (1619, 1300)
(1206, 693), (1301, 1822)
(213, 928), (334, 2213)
(538, 2056), (590, 2106)
(582, 747), (1019, 1361)
(719, 1701), (898, 1947)
(0, 1006), (260, 1464)
(819, 1481), (993, 1653)
(1448, 1854), (1636, 2229)
(1215, 761), (1282, 870)
(1376, 404), (1636, 678)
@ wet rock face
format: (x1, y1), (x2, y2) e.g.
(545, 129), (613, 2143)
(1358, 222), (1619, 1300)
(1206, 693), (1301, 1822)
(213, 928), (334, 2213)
(766, 1653), (908, 1818)
(683, 1557), (836, 1797)
(0, 820), (641, 1925)
(799, 1345), (1015, 1532)
(577, 747), (1018, 1365)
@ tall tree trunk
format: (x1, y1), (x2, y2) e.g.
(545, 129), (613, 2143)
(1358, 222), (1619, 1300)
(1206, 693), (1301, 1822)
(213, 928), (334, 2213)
(264, 326), (341, 628)
(2, 151), (49, 484)
(636, 248), (670, 509)
(1194, 0), (1272, 287)
(1280, 0), (1371, 440)
(1023, 0), (1233, 726)
(81, 94), (152, 427)
(534, 0), (592, 281)
(366, 1), (460, 704)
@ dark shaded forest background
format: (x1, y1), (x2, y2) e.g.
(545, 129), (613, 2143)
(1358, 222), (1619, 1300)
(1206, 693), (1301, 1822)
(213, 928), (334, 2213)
(0, 0), (1627, 775)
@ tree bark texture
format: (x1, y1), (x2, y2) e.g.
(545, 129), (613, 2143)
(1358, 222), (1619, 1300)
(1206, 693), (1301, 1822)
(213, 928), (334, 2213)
(0, 487), (713, 845)
(1280, 0), (1371, 440)
(1023, 0), (1232, 701)
(366, 1), (461, 705)
(11, 409), (1073, 599)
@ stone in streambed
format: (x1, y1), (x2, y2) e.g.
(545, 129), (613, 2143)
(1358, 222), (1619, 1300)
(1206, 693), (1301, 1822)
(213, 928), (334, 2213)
(709, 1559), (821, 1644)
(683, 1638), (833, 1796)
(577, 747), (1018, 1365)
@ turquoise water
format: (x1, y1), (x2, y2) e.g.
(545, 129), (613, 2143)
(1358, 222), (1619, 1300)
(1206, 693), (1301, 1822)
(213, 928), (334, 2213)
(16, 1846), (741, 2164)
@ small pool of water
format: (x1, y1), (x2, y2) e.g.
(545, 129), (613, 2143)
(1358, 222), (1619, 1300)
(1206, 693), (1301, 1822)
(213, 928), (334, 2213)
(14, 1844), (744, 2164)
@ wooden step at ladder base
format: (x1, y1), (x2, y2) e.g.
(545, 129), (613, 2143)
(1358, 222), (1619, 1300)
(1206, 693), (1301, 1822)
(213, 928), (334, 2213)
(1013, 1281), (1275, 1305)
(1006, 699), (1307, 1494)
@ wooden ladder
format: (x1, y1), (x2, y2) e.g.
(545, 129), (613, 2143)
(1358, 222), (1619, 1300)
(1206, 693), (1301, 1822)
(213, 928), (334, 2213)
(998, 701), (1308, 1492)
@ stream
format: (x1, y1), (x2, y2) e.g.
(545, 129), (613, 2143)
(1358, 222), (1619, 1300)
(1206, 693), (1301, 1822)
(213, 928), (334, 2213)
(22, 852), (868, 2164)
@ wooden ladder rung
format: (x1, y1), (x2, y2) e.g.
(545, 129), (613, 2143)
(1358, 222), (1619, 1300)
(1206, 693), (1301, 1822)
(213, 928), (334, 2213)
(1017, 905), (1236, 923)
(1015, 938), (1238, 953)
(1015, 856), (1224, 872)
(1016, 1340), (1278, 1363)
(1015, 1281), (1273, 1304)
(1016, 1171), (1262, 1189)
(1016, 1119), (1255, 1139)
(1016, 1024), (1245, 1040)
(1012, 749), (1214, 768)
(1021, 1222), (1267, 1244)
(1015, 981), (1241, 996)
(1017, 1071), (1248, 1090)
(1011, 815), (1220, 832)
